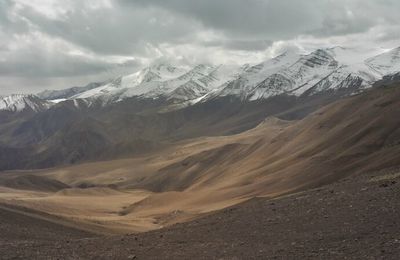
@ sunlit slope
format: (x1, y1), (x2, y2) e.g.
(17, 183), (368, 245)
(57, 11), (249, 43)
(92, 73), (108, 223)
(1, 84), (400, 233)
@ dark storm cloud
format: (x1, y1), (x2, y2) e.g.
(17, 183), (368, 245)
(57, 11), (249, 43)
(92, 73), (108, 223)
(17, 2), (199, 56)
(130, 0), (400, 38)
(126, 0), (319, 39)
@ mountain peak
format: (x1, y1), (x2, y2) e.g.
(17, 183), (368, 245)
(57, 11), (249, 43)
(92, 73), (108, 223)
(293, 48), (336, 69)
(387, 46), (400, 57)
(307, 48), (335, 59)
(366, 46), (400, 75)
(147, 58), (183, 73)
(0, 94), (52, 112)
(33, 46), (400, 107)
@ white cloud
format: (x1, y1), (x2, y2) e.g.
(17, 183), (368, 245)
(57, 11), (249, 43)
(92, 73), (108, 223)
(0, 0), (399, 94)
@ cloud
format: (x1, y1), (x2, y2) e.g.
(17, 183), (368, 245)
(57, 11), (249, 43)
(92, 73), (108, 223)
(0, 0), (399, 94)
(16, 1), (200, 56)
(127, 0), (320, 39)
(128, 0), (398, 39)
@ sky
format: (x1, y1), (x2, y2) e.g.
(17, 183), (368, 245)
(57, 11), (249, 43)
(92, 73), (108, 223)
(0, 0), (399, 95)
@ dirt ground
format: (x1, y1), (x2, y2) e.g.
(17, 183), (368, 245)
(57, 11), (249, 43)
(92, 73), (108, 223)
(1, 167), (400, 259)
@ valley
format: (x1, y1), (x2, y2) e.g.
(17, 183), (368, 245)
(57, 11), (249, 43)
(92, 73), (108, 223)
(2, 1), (400, 258)
(1, 154), (400, 259)
(1, 82), (400, 237)
(1, 46), (400, 259)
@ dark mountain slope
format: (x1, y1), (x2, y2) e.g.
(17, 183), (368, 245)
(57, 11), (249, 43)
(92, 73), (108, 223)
(0, 90), (344, 171)
(113, 83), (400, 198)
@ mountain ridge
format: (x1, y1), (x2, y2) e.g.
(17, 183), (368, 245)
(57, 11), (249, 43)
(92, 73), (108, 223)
(1, 45), (400, 170)
(2, 46), (399, 114)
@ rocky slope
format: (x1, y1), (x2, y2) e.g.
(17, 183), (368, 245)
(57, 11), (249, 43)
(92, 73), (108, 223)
(1, 163), (399, 259)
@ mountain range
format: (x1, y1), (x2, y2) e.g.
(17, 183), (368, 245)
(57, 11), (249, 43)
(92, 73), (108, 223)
(2, 45), (400, 258)
(2, 46), (399, 113)
(0, 46), (400, 171)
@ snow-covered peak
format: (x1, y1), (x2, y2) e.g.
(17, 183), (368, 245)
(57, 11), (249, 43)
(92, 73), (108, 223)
(72, 62), (189, 101)
(295, 49), (336, 67)
(31, 46), (400, 109)
(121, 63), (236, 100)
(366, 47), (400, 75)
(235, 49), (302, 87)
(144, 61), (187, 81)
(37, 82), (103, 101)
(0, 94), (52, 113)
(212, 46), (391, 101)
(166, 64), (244, 103)
(149, 60), (186, 73)
(119, 62), (186, 88)
(325, 46), (384, 66)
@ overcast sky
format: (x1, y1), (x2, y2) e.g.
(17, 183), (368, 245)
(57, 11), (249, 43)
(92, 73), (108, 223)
(0, 0), (399, 95)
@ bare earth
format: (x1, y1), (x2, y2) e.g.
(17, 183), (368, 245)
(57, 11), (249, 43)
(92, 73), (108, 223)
(0, 118), (291, 233)
(1, 167), (400, 259)
(1, 86), (400, 258)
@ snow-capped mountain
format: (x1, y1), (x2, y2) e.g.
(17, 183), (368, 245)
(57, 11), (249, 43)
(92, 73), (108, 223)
(37, 82), (103, 101)
(211, 47), (385, 101)
(366, 47), (400, 75)
(70, 61), (244, 105)
(70, 62), (188, 102)
(0, 94), (53, 112)
(164, 64), (245, 103)
(29, 46), (400, 110)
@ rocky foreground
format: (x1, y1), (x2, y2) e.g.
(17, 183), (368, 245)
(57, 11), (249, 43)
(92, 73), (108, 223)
(1, 167), (400, 259)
